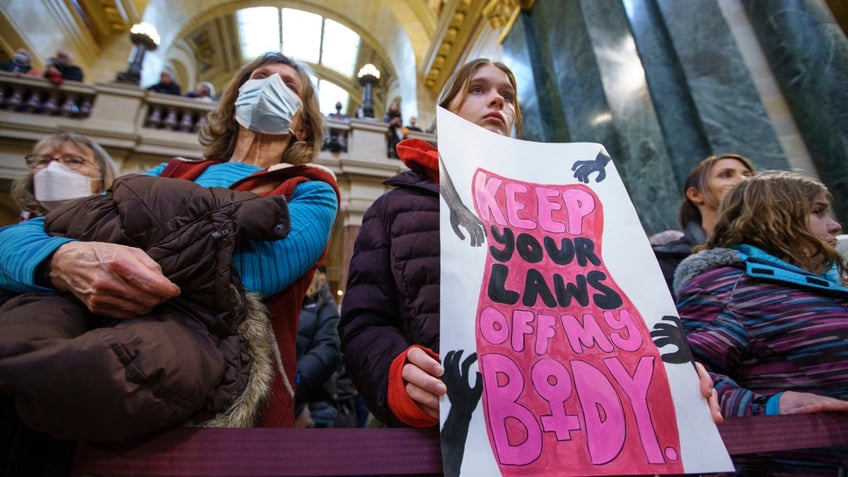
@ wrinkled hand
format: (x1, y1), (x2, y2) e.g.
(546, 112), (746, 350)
(779, 390), (848, 415)
(695, 362), (723, 424)
(49, 241), (181, 319)
(651, 315), (695, 364)
(571, 152), (610, 183)
(442, 350), (483, 414)
(449, 205), (485, 247)
(403, 347), (447, 420)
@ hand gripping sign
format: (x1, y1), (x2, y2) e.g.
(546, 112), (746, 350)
(437, 108), (731, 477)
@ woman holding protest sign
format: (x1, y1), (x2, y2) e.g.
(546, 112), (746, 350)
(339, 58), (721, 448)
(339, 59), (521, 433)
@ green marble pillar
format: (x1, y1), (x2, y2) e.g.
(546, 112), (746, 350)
(504, 0), (681, 233)
(652, 0), (789, 172)
(742, 0), (848, 221)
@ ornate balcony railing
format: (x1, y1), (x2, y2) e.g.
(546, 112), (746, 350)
(0, 74), (95, 118)
(0, 73), (431, 165)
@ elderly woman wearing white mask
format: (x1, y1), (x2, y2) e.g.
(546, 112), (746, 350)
(11, 132), (118, 220)
(0, 52), (338, 448)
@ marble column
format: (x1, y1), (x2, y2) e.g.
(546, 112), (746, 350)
(622, 0), (712, 186)
(742, 0), (848, 220)
(652, 0), (789, 172)
(504, 0), (682, 233)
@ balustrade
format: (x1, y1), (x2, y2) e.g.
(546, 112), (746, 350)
(0, 73), (94, 118)
(0, 74), (433, 165)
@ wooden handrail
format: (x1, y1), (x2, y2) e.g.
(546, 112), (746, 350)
(71, 413), (848, 476)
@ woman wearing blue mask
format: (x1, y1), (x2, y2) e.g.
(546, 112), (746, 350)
(0, 52), (339, 448)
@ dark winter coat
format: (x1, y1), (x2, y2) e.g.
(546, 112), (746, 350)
(652, 221), (706, 298)
(0, 174), (287, 441)
(339, 161), (440, 427)
(295, 283), (341, 417)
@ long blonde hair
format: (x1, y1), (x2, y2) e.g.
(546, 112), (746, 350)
(199, 52), (324, 166)
(707, 171), (843, 275)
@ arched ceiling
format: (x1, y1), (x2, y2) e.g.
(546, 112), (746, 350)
(1, 0), (532, 121)
(138, 0), (438, 116)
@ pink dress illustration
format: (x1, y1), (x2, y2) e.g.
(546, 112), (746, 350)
(470, 167), (683, 476)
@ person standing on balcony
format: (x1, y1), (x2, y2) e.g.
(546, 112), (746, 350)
(384, 99), (403, 158)
(0, 48), (32, 75)
(146, 67), (182, 95)
(10, 132), (118, 221)
(187, 80), (216, 102)
(43, 49), (83, 83)
(405, 116), (422, 132)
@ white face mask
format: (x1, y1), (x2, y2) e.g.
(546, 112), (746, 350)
(235, 74), (302, 135)
(33, 161), (95, 210)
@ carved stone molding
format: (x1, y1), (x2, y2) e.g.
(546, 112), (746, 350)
(82, 0), (140, 41)
(483, 0), (534, 30)
(421, 0), (535, 94)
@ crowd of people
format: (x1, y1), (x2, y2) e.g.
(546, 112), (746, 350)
(1, 50), (846, 477)
(1, 48), (224, 104)
(0, 48), (84, 83)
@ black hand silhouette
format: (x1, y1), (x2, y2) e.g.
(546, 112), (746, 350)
(440, 154), (485, 247)
(571, 151), (610, 183)
(650, 314), (695, 364)
(442, 350), (483, 410)
(449, 205), (485, 246)
(440, 349), (483, 477)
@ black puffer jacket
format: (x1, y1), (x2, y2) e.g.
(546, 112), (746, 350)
(652, 221), (706, 298)
(295, 283), (341, 417)
(0, 175), (287, 441)
(340, 154), (439, 427)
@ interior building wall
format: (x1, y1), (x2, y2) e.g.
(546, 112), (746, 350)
(2, 0), (847, 231)
(502, 0), (846, 233)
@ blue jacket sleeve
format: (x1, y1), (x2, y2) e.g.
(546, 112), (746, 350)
(0, 165), (167, 292)
(0, 218), (74, 292)
(233, 180), (338, 297)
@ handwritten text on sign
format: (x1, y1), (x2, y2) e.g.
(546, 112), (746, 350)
(471, 168), (682, 475)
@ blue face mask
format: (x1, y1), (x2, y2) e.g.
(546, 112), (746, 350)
(234, 74), (302, 135)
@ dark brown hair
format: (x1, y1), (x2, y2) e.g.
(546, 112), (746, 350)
(678, 153), (755, 228)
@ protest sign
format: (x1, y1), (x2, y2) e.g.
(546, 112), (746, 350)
(438, 107), (732, 476)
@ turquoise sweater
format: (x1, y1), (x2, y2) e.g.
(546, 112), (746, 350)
(0, 161), (338, 297)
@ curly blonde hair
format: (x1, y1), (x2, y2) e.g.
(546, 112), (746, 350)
(199, 52), (324, 166)
(707, 170), (844, 275)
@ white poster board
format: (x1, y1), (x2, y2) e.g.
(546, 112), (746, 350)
(437, 107), (732, 477)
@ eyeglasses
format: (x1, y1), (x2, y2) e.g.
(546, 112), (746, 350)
(24, 154), (95, 170)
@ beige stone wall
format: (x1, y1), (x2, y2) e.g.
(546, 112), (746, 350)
(718, 0), (816, 177)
